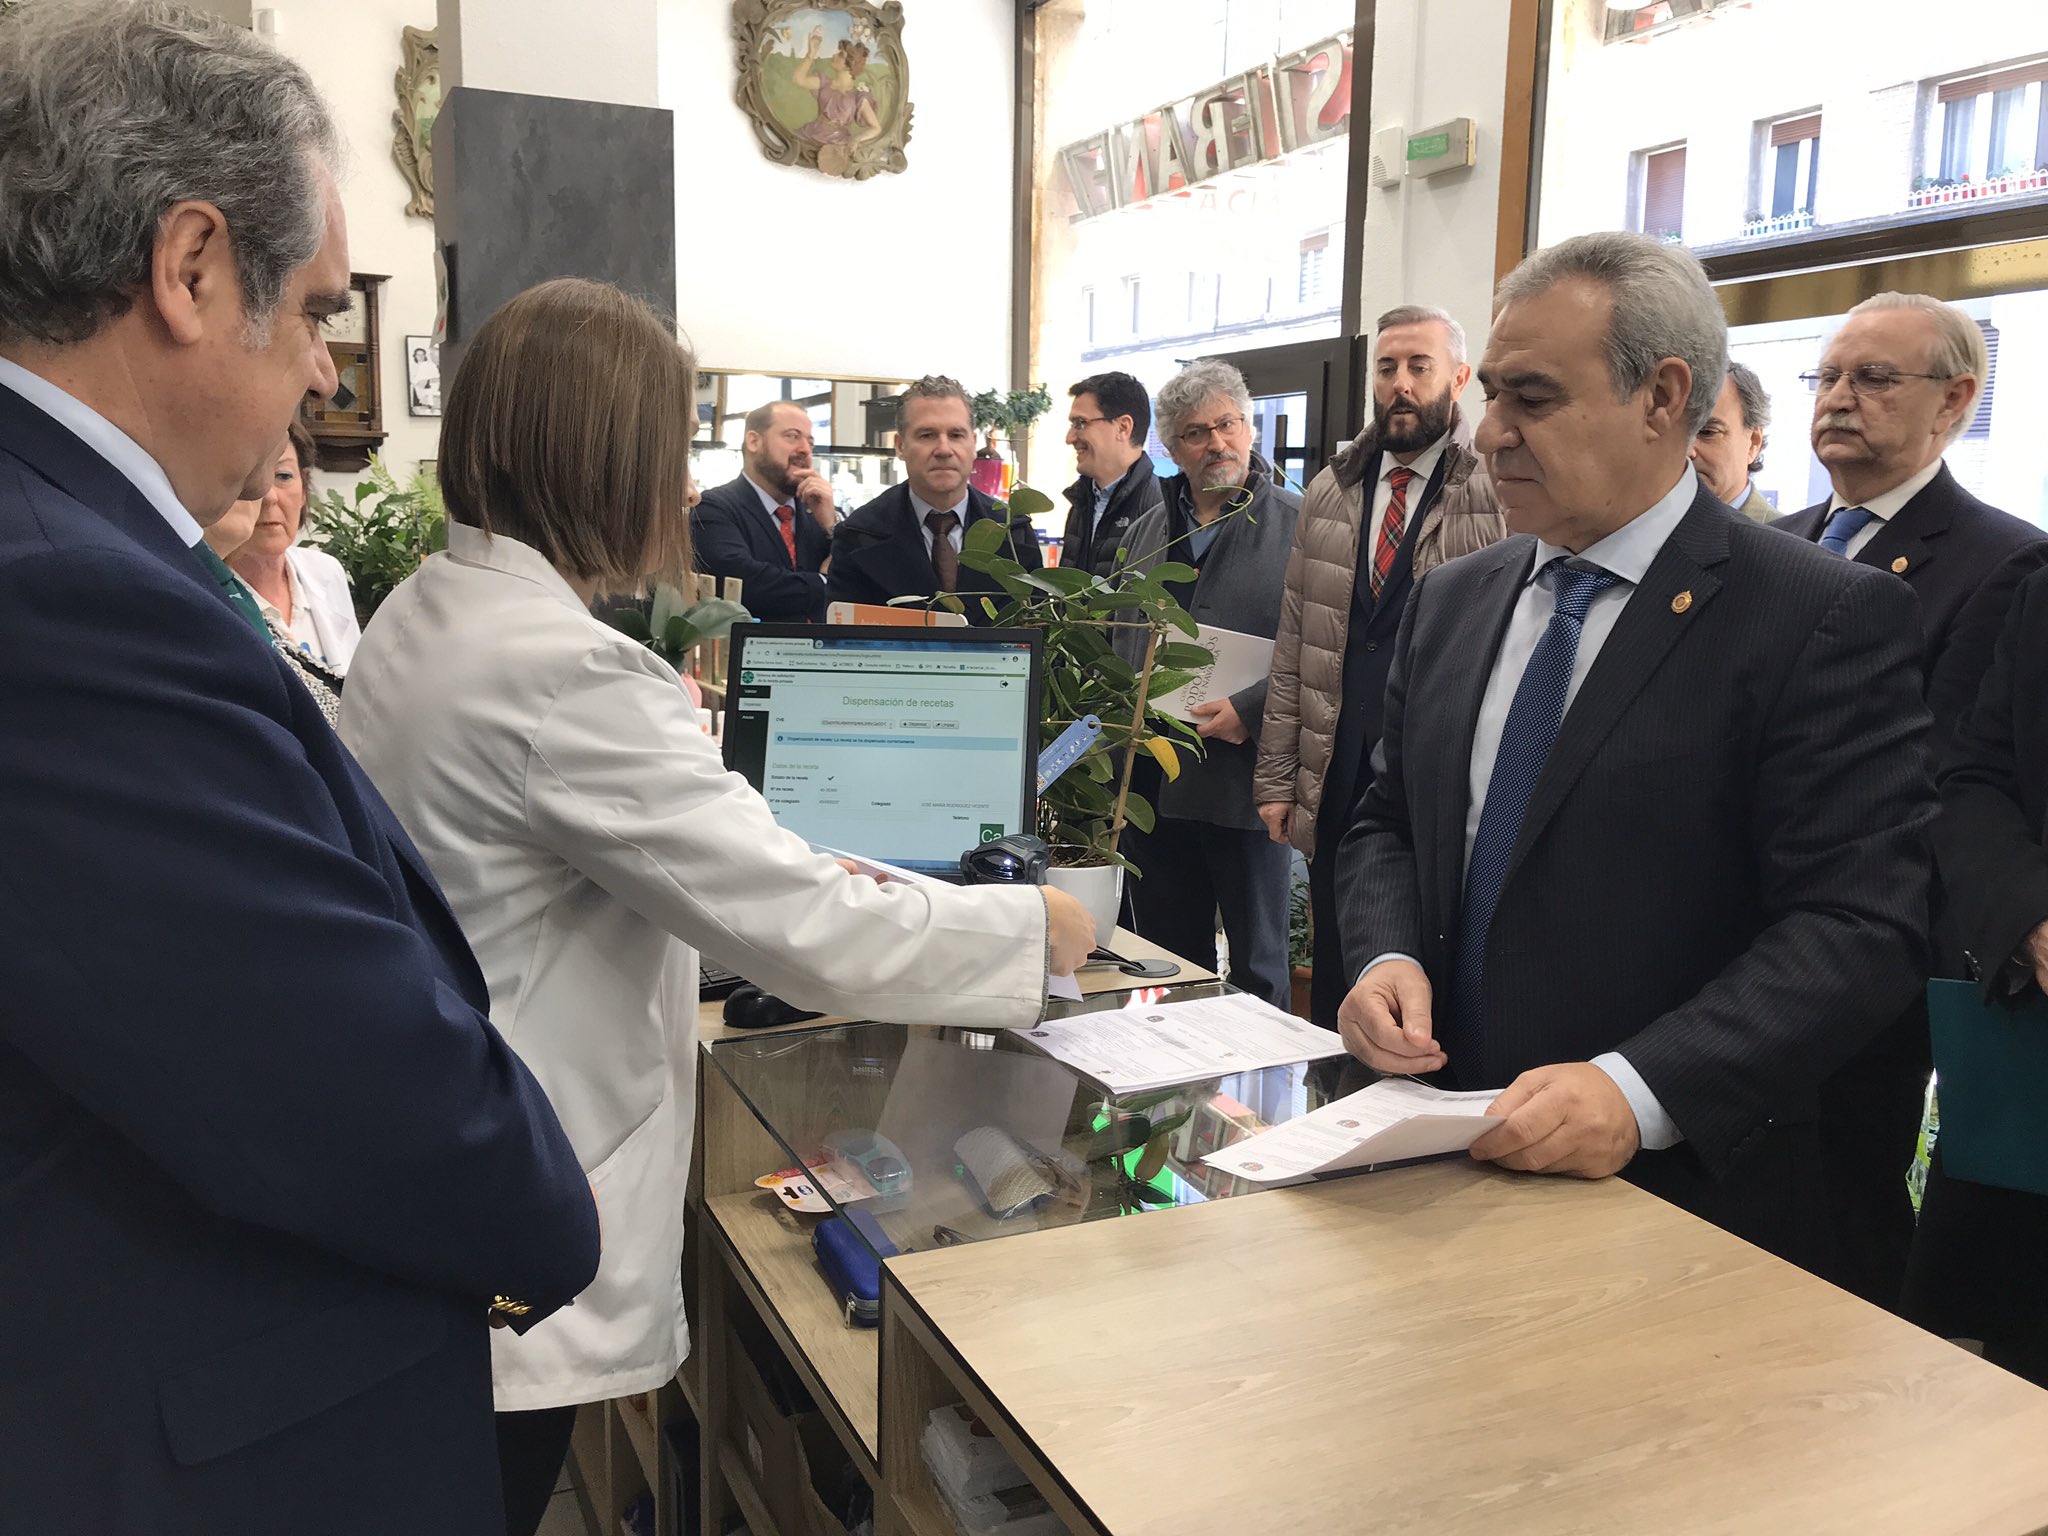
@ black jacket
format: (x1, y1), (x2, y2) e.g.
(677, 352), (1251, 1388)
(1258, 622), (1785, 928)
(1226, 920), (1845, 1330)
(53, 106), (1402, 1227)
(691, 473), (832, 623)
(1060, 456), (1163, 579)
(825, 482), (1042, 623)
(1775, 464), (2048, 752)
(1336, 486), (1935, 1260)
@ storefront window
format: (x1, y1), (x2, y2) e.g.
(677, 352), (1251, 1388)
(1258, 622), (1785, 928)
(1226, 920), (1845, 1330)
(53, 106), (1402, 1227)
(1535, 1), (2048, 254)
(1029, 0), (1358, 480)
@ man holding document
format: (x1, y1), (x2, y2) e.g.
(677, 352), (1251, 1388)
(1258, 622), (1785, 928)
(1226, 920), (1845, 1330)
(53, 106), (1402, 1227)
(1333, 234), (1935, 1269)
(1113, 359), (1300, 1006)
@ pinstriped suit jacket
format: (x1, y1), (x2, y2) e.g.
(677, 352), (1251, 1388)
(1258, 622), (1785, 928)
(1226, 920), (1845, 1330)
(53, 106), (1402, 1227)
(1333, 486), (1936, 1236)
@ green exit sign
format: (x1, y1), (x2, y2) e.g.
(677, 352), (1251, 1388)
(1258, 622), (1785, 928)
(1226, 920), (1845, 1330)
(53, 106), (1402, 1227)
(1406, 132), (1451, 161)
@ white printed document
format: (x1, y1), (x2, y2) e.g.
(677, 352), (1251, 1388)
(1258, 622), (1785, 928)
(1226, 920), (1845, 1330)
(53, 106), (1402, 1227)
(1150, 624), (1275, 722)
(1201, 1077), (1503, 1183)
(1017, 992), (1345, 1093)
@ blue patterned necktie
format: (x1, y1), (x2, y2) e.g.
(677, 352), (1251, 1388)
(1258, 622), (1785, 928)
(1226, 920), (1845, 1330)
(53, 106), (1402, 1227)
(1448, 557), (1624, 1068)
(1819, 505), (1876, 556)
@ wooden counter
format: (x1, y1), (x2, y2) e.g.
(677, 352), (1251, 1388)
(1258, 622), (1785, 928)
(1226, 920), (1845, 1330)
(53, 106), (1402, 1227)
(879, 1162), (2048, 1536)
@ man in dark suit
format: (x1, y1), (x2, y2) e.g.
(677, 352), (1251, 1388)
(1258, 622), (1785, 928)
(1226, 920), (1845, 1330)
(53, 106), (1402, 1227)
(1908, 564), (2048, 1385)
(1334, 232), (1935, 1268)
(1254, 304), (1506, 1027)
(1059, 370), (1162, 578)
(827, 374), (1042, 621)
(1774, 292), (2048, 1309)
(0, 7), (598, 1532)
(691, 399), (835, 622)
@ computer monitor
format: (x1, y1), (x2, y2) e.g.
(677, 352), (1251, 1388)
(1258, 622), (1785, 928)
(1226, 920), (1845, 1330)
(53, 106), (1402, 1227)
(724, 624), (1043, 877)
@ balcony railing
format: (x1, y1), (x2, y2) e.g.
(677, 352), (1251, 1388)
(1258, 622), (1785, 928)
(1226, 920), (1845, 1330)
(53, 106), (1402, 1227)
(1740, 209), (1816, 239)
(1908, 168), (2048, 208)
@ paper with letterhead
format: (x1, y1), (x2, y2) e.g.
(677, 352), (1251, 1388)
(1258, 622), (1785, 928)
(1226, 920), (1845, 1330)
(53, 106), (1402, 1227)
(814, 845), (1081, 1008)
(1150, 623), (1275, 722)
(1016, 991), (1346, 1094)
(1200, 1077), (1504, 1183)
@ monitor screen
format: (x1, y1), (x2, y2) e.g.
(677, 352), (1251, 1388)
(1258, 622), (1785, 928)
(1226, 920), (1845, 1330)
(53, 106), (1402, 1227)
(724, 625), (1042, 876)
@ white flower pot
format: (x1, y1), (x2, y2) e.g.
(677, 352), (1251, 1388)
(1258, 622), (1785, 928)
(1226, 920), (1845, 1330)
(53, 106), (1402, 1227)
(1046, 862), (1125, 941)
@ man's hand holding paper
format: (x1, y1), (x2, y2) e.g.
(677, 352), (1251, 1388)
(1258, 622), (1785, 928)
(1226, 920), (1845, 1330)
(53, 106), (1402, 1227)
(1470, 1062), (1641, 1178)
(1338, 958), (1446, 1075)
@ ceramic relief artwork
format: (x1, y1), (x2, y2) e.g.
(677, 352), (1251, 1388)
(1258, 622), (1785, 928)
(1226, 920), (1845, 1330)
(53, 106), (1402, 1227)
(732, 0), (911, 180)
(393, 24), (440, 218)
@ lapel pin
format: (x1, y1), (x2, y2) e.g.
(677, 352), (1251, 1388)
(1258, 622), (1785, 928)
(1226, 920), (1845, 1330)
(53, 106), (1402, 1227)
(1891, 556), (1909, 574)
(1671, 591), (1693, 614)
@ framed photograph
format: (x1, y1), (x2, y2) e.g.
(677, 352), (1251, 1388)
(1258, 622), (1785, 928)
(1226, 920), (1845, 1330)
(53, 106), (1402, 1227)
(404, 335), (442, 418)
(732, 1), (912, 180)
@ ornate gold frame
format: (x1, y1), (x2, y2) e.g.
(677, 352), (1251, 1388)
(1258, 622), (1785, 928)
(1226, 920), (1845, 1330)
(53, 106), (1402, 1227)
(731, 0), (912, 180)
(392, 25), (439, 219)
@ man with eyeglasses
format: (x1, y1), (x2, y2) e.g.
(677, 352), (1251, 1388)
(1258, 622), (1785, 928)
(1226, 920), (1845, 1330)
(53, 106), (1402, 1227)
(1059, 371), (1163, 579)
(1774, 291), (2048, 1313)
(1112, 359), (1301, 1007)
(1254, 305), (1506, 1029)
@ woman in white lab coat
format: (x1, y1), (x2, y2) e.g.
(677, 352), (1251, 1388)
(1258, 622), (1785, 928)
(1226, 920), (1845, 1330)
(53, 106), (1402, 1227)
(339, 278), (1095, 1536)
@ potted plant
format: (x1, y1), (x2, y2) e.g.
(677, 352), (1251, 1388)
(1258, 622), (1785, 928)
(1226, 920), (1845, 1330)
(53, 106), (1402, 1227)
(307, 452), (446, 625)
(915, 485), (1226, 935)
(606, 580), (750, 671)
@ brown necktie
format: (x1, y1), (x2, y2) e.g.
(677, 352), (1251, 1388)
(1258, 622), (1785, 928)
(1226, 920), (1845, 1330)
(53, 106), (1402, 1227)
(925, 509), (961, 592)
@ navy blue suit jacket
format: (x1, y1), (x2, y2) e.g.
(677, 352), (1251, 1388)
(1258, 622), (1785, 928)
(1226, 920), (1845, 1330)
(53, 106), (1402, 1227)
(1775, 464), (2048, 753)
(825, 482), (1043, 623)
(0, 386), (599, 1534)
(691, 473), (831, 623)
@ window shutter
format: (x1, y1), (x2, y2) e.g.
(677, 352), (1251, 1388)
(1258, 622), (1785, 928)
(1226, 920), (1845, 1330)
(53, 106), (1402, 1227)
(1968, 321), (1997, 441)
(1642, 147), (1686, 238)
(1939, 59), (2048, 104)
(1770, 114), (1821, 147)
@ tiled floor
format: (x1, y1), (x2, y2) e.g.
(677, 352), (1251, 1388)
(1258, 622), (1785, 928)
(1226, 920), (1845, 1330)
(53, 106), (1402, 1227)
(533, 1457), (599, 1536)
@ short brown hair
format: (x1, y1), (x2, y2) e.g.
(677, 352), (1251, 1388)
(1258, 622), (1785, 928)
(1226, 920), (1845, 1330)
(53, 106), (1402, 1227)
(439, 277), (695, 583)
(897, 374), (972, 433)
(284, 416), (316, 489)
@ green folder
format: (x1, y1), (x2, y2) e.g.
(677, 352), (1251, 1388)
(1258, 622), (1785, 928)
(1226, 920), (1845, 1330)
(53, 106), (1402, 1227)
(1927, 978), (2048, 1197)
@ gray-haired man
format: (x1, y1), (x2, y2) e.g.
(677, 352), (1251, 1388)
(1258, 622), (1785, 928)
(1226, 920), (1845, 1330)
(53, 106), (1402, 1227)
(1333, 232), (1934, 1268)
(0, 4), (597, 1530)
(1690, 360), (1773, 521)
(1113, 359), (1301, 1005)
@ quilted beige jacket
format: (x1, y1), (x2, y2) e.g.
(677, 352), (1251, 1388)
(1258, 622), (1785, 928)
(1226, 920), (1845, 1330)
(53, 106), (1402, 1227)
(1252, 404), (1505, 857)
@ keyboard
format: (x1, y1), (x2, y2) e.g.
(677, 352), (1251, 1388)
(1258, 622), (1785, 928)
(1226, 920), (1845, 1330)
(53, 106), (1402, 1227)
(699, 959), (746, 1001)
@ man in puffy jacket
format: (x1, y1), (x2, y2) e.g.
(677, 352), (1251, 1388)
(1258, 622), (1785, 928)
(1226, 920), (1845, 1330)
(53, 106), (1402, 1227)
(1254, 304), (1506, 1026)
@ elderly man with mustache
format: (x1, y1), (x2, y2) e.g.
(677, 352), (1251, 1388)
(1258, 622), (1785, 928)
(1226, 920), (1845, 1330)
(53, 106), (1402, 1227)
(1772, 293), (2048, 1312)
(1111, 359), (1302, 1006)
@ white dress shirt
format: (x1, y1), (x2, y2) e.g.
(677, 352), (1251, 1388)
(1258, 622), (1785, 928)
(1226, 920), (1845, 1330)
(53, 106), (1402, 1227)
(0, 356), (201, 547)
(912, 489), (971, 558)
(746, 471), (797, 529)
(1823, 456), (1943, 559)
(1369, 432), (1451, 544)
(1367, 467), (1697, 1151)
(339, 523), (1048, 1410)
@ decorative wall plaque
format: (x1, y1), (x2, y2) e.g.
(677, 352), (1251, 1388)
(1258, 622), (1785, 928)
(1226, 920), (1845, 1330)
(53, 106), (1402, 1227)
(392, 25), (440, 218)
(732, 1), (911, 180)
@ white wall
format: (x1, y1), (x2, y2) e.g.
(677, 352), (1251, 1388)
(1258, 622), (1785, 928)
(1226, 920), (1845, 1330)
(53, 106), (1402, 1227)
(1356, 0), (1512, 412)
(439, 0), (658, 106)
(654, 0), (1016, 384)
(265, 0), (444, 482)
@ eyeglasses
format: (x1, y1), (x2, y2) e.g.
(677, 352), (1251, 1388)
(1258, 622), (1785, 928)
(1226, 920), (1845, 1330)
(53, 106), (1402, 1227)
(1066, 415), (1109, 433)
(1799, 365), (1955, 396)
(1175, 414), (1245, 449)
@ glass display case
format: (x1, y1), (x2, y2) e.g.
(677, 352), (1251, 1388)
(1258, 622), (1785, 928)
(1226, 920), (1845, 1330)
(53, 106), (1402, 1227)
(693, 369), (910, 516)
(704, 986), (1366, 1268)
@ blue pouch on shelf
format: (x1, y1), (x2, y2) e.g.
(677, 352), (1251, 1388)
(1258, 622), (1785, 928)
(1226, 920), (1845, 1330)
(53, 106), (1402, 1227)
(812, 1205), (899, 1327)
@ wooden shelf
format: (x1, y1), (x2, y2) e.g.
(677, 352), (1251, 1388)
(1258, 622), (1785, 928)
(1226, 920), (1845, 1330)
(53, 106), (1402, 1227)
(614, 1392), (660, 1494)
(716, 1440), (786, 1536)
(707, 1189), (880, 1471)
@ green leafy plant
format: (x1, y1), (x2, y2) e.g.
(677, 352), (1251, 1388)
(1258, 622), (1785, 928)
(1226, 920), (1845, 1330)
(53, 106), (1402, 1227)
(912, 484), (1252, 871)
(970, 384), (1056, 441)
(607, 582), (750, 669)
(306, 453), (446, 625)
(1288, 871), (1313, 971)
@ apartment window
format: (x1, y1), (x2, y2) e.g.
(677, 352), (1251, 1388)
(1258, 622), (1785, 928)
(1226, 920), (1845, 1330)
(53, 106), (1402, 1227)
(1298, 231), (1330, 305)
(1122, 274), (1142, 337)
(1601, 0), (1727, 44)
(1634, 144), (1687, 241)
(1968, 320), (1999, 441)
(1082, 286), (1096, 345)
(1767, 114), (1821, 218)
(1929, 61), (2048, 190)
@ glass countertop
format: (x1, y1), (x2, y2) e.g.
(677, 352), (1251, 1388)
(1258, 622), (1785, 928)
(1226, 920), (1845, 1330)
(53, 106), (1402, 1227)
(705, 983), (1369, 1265)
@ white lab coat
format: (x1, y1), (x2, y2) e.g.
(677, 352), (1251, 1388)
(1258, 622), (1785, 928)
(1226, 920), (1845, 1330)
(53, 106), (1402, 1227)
(339, 523), (1048, 1410)
(285, 544), (362, 673)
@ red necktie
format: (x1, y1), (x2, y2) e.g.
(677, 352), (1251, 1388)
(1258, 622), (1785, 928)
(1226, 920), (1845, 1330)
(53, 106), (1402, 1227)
(1370, 467), (1413, 600)
(774, 505), (798, 566)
